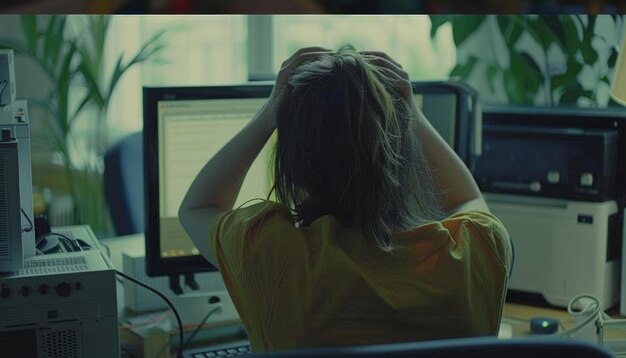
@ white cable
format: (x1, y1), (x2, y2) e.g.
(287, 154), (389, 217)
(557, 294), (601, 339)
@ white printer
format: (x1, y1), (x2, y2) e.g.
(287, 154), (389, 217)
(486, 193), (620, 309)
(474, 106), (625, 310)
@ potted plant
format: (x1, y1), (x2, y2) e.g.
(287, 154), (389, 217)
(0, 15), (165, 237)
(430, 15), (623, 107)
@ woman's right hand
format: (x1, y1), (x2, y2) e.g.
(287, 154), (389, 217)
(360, 51), (424, 122)
(259, 46), (333, 129)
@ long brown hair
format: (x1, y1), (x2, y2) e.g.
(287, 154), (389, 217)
(272, 44), (442, 251)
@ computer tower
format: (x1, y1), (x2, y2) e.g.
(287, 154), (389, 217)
(0, 226), (120, 358)
(0, 140), (22, 272)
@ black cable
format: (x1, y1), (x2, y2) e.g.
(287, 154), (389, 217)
(116, 270), (185, 358)
(36, 232), (70, 245)
(36, 232), (81, 252)
(181, 306), (221, 351)
(20, 208), (33, 233)
(0, 80), (7, 103)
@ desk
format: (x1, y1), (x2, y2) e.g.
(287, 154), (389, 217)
(503, 302), (626, 356)
(502, 303), (577, 337)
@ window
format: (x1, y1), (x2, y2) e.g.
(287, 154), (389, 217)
(104, 15), (455, 141)
(105, 15), (247, 139)
(272, 15), (456, 80)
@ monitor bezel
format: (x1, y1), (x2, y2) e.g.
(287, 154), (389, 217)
(143, 81), (475, 277)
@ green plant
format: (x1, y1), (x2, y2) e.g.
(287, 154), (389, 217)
(0, 15), (165, 236)
(430, 15), (623, 106)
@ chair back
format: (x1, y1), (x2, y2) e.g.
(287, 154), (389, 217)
(104, 132), (144, 236)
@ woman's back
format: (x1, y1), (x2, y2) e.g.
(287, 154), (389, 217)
(210, 201), (511, 351)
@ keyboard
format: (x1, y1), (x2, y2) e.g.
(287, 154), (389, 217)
(183, 339), (252, 357)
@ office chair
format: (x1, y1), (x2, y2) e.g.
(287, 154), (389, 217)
(103, 132), (144, 236)
(251, 336), (613, 357)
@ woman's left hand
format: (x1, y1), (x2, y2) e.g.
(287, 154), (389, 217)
(259, 46), (333, 129)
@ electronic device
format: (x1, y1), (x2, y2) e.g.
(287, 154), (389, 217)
(142, 80), (481, 277)
(473, 106), (626, 310)
(123, 251), (239, 326)
(0, 100), (35, 272)
(0, 49), (16, 106)
(474, 124), (617, 202)
(530, 317), (559, 335)
(183, 339), (251, 358)
(477, 106), (626, 204)
(487, 193), (620, 309)
(0, 225), (120, 358)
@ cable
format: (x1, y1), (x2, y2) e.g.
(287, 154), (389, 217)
(20, 208), (33, 233)
(557, 294), (602, 339)
(181, 306), (221, 351)
(0, 80), (7, 103)
(116, 270), (184, 358)
(120, 310), (172, 330)
(36, 232), (82, 252)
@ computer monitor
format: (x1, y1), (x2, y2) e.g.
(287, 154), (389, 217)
(143, 81), (480, 277)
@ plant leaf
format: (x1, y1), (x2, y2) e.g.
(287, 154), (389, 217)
(78, 61), (105, 109)
(449, 55), (478, 80)
(528, 16), (557, 51)
(105, 29), (167, 103)
(509, 16), (543, 49)
(43, 16), (68, 78)
(57, 42), (77, 136)
(551, 59), (583, 92)
(503, 69), (525, 104)
(511, 51), (543, 102)
(452, 16), (487, 46)
(608, 45), (619, 69)
(429, 15), (452, 39)
(485, 64), (499, 93)
(559, 15), (580, 56)
(497, 15), (524, 48)
(69, 93), (94, 130)
(559, 83), (594, 104)
(20, 15), (38, 55)
(580, 15), (597, 65)
(539, 15), (568, 53)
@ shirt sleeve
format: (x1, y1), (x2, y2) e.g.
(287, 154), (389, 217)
(208, 200), (310, 348)
(209, 200), (293, 276)
(443, 210), (512, 276)
(441, 210), (512, 332)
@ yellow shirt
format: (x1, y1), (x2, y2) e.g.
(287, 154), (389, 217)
(209, 201), (512, 352)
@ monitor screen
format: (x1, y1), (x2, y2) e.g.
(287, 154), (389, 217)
(143, 81), (477, 277)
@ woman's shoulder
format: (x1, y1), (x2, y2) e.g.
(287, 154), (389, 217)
(214, 200), (298, 245)
(423, 210), (512, 273)
(218, 200), (291, 225)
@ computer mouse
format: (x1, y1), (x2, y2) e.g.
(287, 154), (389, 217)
(530, 317), (559, 334)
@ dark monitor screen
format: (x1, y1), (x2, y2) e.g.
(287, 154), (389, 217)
(143, 81), (479, 277)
